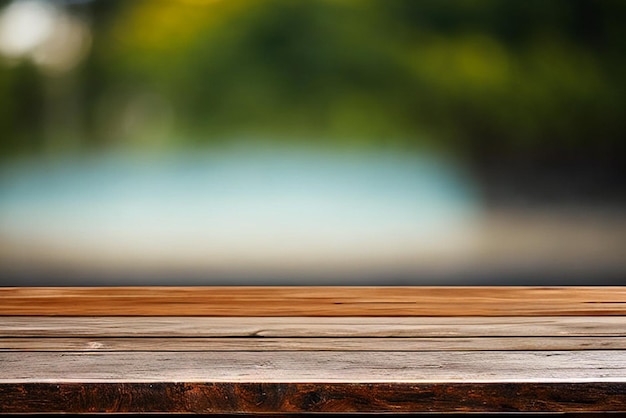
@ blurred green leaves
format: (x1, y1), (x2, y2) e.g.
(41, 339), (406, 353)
(0, 0), (624, 158)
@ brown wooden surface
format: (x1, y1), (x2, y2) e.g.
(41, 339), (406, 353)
(1, 382), (625, 414)
(1, 286), (625, 414)
(1, 286), (626, 316)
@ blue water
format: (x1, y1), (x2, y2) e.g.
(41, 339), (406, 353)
(0, 148), (487, 285)
(0, 148), (479, 233)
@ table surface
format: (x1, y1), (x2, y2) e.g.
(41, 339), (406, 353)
(1, 286), (625, 414)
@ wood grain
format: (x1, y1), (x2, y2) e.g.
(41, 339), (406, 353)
(3, 336), (626, 351)
(1, 382), (625, 413)
(2, 350), (626, 383)
(2, 286), (625, 414)
(1, 286), (626, 316)
(1, 316), (624, 337)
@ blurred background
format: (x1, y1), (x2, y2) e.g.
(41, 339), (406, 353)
(0, 0), (624, 285)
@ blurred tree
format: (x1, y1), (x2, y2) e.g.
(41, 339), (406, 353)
(0, 0), (624, 162)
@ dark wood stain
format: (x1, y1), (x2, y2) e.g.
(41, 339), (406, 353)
(1, 382), (625, 414)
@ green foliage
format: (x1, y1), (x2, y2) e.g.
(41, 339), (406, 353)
(1, 0), (624, 158)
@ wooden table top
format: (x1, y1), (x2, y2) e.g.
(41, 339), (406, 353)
(1, 286), (625, 414)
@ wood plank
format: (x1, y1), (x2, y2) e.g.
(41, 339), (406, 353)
(1, 316), (624, 337)
(1, 286), (626, 316)
(2, 382), (625, 414)
(2, 350), (626, 383)
(1, 382), (625, 413)
(3, 336), (626, 351)
(2, 286), (625, 414)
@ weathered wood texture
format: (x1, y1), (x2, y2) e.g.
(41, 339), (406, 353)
(1, 286), (626, 316)
(2, 351), (626, 383)
(1, 316), (625, 337)
(1, 287), (625, 414)
(3, 336), (626, 351)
